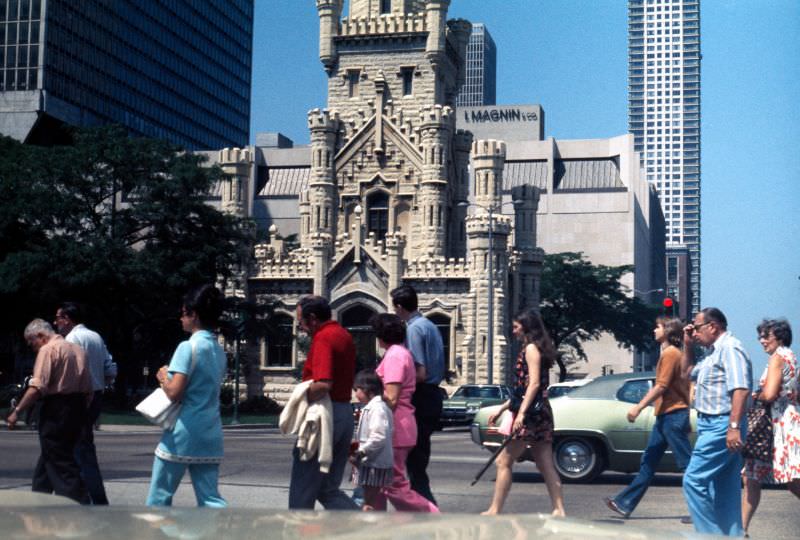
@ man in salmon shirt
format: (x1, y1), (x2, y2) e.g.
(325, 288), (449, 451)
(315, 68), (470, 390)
(288, 296), (358, 510)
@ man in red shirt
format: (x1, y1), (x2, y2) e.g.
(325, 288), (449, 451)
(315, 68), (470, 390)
(288, 296), (358, 509)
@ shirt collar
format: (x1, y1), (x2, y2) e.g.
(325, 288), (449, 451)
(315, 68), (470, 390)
(408, 312), (423, 324)
(710, 331), (730, 351)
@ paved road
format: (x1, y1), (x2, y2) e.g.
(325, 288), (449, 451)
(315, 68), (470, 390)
(0, 426), (797, 538)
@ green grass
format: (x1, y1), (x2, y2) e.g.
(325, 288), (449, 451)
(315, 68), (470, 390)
(98, 411), (278, 427)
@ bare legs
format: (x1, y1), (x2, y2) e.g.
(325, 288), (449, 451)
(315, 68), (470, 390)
(531, 440), (566, 516)
(743, 478), (800, 532)
(741, 476), (761, 535)
(482, 439), (565, 516)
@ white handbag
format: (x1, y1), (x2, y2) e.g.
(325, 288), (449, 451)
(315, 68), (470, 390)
(136, 342), (197, 430)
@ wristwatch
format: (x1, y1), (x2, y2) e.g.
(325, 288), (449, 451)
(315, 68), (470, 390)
(728, 421), (740, 430)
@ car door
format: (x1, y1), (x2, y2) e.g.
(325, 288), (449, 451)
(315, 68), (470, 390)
(606, 378), (655, 452)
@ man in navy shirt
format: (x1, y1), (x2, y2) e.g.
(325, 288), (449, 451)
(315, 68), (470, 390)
(391, 285), (444, 505)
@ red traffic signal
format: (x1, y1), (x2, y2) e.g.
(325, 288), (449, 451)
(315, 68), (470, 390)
(663, 297), (674, 308)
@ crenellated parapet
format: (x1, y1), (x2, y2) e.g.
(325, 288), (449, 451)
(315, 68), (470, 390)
(404, 255), (470, 279)
(316, 0), (343, 73)
(340, 13), (427, 37)
(253, 242), (314, 279)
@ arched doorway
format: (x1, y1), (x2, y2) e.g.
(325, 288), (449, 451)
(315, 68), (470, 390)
(340, 304), (378, 372)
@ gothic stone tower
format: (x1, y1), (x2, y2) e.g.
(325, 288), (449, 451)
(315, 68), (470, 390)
(250, 1), (543, 391)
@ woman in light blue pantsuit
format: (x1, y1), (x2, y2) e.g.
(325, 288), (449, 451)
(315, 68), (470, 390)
(146, 284), (227, 507)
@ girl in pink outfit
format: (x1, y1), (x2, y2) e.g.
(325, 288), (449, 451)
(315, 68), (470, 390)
(372, 313), (439, 513)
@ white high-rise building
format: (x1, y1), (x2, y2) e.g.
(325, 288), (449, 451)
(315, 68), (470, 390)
(628, 0), (700, 315)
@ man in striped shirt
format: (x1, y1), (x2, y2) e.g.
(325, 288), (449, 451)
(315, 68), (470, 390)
(681, 307), (752, 536)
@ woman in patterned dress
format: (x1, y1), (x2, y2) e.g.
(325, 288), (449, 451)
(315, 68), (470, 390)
(742, 319), (800, 534)
(482, 309), (565, 516)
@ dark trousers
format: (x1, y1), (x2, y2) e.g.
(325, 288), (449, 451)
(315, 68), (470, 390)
(407, 383), (443, 505)
(74, 390), (109, 504)
(33, 394), (90, 504)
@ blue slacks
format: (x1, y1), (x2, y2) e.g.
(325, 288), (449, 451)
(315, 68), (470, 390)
(612, 408), (692, 514)
(682, 413), (745, 536)
(146, 456), (227, 507)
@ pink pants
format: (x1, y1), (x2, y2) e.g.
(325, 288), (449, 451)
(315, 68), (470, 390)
(374, 446), (439, 512)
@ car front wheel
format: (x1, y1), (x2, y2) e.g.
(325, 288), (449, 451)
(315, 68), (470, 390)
(553, 437), (604, 482)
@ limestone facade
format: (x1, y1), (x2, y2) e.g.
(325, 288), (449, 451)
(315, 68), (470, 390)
(206, 0), (543, 401)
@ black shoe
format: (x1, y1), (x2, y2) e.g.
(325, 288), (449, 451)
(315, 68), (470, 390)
(680, 516), (693, 525)
(603, 497), (630, 518)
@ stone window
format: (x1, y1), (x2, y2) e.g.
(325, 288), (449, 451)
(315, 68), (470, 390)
(265, 313), (294, 367)
(401, 67), (414, 96)
(380, 0), (392, 15)
(347, 69), (360, 98)
(367, 191), (389, 240)
(427, 313), (452, 371)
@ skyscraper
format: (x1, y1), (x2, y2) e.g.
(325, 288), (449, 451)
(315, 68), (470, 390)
(456, 22), (496, 107)
(628, 0), (701, 313)
(0, 0), (253, 150)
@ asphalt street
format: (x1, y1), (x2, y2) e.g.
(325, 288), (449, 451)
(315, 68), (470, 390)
(0, 426), (797, 538)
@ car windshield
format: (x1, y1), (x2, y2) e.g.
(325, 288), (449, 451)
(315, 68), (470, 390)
(452, 386), (500, 399)
(547, 386), (572, 398)
(567, 372), (656, 400)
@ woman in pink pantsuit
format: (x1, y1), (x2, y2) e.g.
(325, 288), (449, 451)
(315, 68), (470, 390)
(371, 313), (439, 513)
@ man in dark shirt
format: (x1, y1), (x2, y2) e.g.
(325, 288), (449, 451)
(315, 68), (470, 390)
(6, 319), (92, 504)
(288, 296), (358, 510)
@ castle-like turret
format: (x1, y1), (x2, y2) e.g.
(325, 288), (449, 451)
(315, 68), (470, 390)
(307, 108), (340, 240)
(511, 184), (543, 313)
(316, 0), (342, 73)
(415, 104), (454, 256)
(218, 147), (252, 217)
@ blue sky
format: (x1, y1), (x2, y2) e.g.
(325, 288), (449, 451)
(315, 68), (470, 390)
(251, 1), (800, 375)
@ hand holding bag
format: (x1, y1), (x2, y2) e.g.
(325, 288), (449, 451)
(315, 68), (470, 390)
(136, 342), (197, 430)
(742, 398), (773, 463)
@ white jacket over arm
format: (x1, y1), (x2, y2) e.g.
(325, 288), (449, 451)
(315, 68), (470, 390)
(279, 380), (334, 473)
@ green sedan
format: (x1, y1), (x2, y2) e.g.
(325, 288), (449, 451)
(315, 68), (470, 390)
(441, 384), (513, 426)
(469, 372), (697, 482)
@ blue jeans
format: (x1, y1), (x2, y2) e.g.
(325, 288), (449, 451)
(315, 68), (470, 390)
(288, 401), (359, 510)
(612, 408), (692, 514)
(683, 413), (746, 536)
(146, 456), (226, 507)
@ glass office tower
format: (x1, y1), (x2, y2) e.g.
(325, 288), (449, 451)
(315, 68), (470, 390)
(628, 0), (700, 313)
(456, 22), (496, 107)
(0, 0), (252, 150)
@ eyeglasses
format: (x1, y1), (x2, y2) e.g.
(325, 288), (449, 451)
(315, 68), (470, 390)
(693, 321), (712, 331)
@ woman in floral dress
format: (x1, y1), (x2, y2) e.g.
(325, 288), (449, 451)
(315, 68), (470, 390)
(742, 319), (800, 535)
(482, 309), (565, 516)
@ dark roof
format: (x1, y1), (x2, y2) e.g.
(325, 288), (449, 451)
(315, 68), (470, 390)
(554, 158), (623, 191)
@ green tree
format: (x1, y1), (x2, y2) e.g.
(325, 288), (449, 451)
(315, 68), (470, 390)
(539, 252), (660, 382)
(0, 126), (253, 392)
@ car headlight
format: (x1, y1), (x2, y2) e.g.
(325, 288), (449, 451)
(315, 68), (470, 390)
(466, 404), (479, 413)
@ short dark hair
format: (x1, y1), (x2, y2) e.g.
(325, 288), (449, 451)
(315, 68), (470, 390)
(700, 307), (727, 330)
(58, 302), (84, 324)
(390, 284), (418, 312)
(757, 318), (792, 347)
(297, 295), (332, 324)
(370, 313), (406, 345)
(656, 316), (684, 348)
(354, 369), (383, 397)
(183, 284), (224, 327)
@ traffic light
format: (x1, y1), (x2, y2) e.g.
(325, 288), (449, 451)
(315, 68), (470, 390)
(663, 297), (675, 317)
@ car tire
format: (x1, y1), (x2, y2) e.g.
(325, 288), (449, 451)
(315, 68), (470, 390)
(553, 437), (604, 483)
